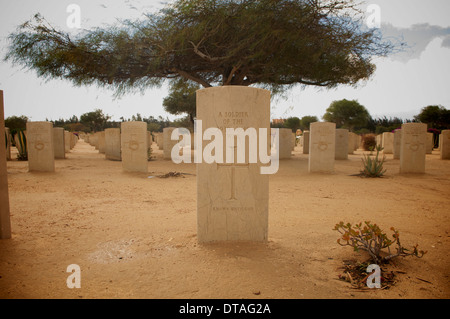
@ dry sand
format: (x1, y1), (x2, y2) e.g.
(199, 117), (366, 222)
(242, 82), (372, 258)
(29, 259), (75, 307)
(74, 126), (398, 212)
(1, 140), (449, 299)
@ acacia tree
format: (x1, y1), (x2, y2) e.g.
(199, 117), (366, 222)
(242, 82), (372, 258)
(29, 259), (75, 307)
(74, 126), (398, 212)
(323, 99), (370, 131)
(163, 79), (200, 124)
(5, 0), (399, 98)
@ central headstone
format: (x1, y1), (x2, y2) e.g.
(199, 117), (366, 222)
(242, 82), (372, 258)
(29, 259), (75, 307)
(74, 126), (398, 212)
(400, 123), (427, 173)
(121, 121), (148, 173)
(309, 122), (336, 173)
(26, 122), (55, 172)
(196, 86), (270, 243)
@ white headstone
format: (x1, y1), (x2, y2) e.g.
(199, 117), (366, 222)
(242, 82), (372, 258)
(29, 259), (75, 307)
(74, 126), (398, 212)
(400, 123), (427, 173)
(196, 86), (270, 243)
(309, 122), (336, 173)
(121, 121), (148, 173)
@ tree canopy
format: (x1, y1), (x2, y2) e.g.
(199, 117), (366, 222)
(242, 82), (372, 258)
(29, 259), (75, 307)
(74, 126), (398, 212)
(414, 105), (450, 130)
(163, 79), (199, 123)
(5, 0), (398, 96)
(323, 99), (370, 131)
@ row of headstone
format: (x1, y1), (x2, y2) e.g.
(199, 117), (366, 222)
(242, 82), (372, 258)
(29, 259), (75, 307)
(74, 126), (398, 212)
(24, 122), (79, 172)
(377, 131), (435, 156)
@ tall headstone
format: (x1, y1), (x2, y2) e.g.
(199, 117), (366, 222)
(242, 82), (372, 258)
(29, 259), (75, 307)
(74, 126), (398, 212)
(278, 128), (293, 159)
(440, 130), (450, 160)
(53, 127), (66, 159)
(5, 127), (11, 161)
(382, 132), (394, 154)
(196, 86), (270, 243)
(0, 91), (12, 239)
(335, 128), (348, 160)
(393, 129), (401, 159)
(26, 122), (55, 172)
(309, 122), (336, 173)
(121, 121), (148, 173)
(64, 131), (71, 153)
(98, 131), (106, 154)
(426, 132), (433, 154)
(302, 131), (310, 154)
(105, 128), (121, 161)
(163, 127), (180, 160)
(348, 132), (356, 155)
(400, 123), (427, 173)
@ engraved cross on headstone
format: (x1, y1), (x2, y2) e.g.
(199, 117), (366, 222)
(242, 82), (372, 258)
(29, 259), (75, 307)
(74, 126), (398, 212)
(217, 145), (249, 201)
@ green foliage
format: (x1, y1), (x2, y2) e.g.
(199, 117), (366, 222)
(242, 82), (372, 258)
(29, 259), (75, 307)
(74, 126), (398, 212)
(163, 79), (199, 123)
(79, 109), (111, 132)
(414, 105), (450, 130)
(334, 221), (427, 264)
(5, 115), (28, 133)
(5, 1), (399, 94)
(15, 130), (27, 161)
(361, 145), (386, 177)
(300, 116), (318, 131)
(323, 99), (371, 131)
(284, 117), (301, 132)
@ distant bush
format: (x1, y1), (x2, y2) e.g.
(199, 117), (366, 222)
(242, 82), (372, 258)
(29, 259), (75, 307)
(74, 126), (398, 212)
(361, 134), (376, 151)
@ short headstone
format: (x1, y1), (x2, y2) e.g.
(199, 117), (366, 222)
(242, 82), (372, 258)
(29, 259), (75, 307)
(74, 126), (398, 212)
(382, 132), (394, 154)
(278, 128), (293, 159)
(121, 121), (148, 173)
(335, 128), (348, 160)
(308, 122), (336, 173)
(0, 90), (12, 239)
(105, 128), (121, 161)
(400, 123), (427, 173)
(53, 127), (66, 159)
(393, 129), (401, 159)
(196, 86), (270, 243)
(26, 121), (55, 172)
(302, 131), (310, 154)
(440, 130), (450, 160)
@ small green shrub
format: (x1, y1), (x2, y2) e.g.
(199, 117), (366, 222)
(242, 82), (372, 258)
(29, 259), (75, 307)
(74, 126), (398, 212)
(334, 221), (427, 264)
(361, 145), (386, 177)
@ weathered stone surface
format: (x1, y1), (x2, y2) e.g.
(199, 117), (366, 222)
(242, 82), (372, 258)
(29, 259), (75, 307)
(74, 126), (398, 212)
(308, 122), (336, 173)
(382, 132), (394, 154)
(121, 121), (148, 173)
(26, 122), (55, 172)
(393, 129), (401, 159)
(105, 128), (121, 161)
(440, 130), (450, 160)
(53, 127), (65, 159)
(302, 131), (310, 155)
(196, 86), (270, 243)
(335, 129), (348, 160)
(400, 123), (427, 173)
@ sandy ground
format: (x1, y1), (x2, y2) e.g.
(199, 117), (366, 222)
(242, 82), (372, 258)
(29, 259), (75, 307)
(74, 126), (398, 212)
(0, 139), (449, 299)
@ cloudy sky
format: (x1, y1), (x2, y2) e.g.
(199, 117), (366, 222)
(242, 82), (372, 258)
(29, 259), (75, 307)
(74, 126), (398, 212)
(0, 0), (449, 122)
